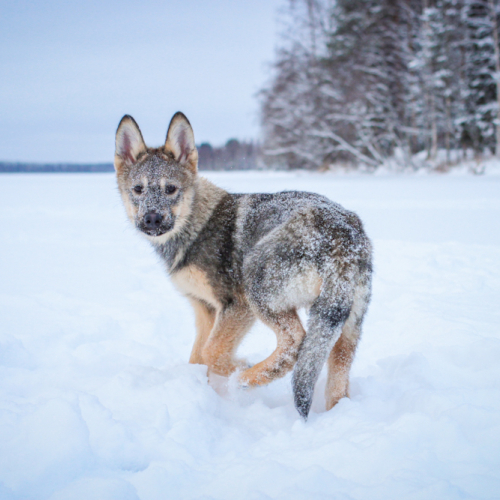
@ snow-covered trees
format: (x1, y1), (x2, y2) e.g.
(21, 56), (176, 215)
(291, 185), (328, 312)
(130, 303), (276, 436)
(260, 0), (500, 169)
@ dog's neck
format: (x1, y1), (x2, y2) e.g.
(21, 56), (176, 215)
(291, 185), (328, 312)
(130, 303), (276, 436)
(151, 176), (227, 272)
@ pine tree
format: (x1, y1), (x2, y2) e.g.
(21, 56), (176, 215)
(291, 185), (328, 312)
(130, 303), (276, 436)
(260, 0), (500, 169)
(260, 1), (326, 169)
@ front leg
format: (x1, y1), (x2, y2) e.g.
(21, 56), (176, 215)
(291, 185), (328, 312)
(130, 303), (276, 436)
(202, 305), (255, 376)
(189, 299), (216, 365)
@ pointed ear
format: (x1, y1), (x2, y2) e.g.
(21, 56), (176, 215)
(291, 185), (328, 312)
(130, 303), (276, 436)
(164, 112), (198, 172)
(114, 115), (147, 172)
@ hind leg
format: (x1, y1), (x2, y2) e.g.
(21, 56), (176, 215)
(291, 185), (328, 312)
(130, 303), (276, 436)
(325, 284), (370, 410)
(325, 331), (358, 410)
(239, 310), (306, 387)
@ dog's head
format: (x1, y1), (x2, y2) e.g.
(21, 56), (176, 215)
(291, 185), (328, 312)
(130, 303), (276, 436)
(114, 112), (198, 243)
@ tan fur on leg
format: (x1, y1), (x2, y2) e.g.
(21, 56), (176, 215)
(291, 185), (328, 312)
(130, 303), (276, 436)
(188, 299), (216, 365)
(202, 306), (255, 376)
(325, 333), (357, 410)
(325, 282), (368, 410)
(239, 310), (306, 387)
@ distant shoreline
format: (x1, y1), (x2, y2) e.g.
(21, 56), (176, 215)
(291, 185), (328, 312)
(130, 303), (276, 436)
(0, 162), (250, 173)
(0, 162), (115, 173)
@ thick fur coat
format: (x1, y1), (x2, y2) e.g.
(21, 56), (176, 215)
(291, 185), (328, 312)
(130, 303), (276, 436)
(114, 112), (372, 419)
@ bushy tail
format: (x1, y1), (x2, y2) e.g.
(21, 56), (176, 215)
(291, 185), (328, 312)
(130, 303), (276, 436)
(292, 297), (351, 420)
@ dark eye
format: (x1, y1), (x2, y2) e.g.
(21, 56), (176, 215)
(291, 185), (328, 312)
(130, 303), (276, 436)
(165, 185), (177, 195)
(133, 185), (143, 194)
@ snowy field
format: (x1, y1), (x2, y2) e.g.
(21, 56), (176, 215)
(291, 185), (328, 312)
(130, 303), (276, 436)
(0, 171), (499, 500)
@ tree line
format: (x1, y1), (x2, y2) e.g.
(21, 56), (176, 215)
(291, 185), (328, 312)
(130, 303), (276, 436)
(197, 139), (260, 170)
(0, 162), (114, 173)
(0, 140), (261, 173)
(260, 0), (500, 170)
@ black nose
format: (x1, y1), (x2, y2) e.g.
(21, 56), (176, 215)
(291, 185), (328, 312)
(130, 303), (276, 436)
(144, 212), (163, 229)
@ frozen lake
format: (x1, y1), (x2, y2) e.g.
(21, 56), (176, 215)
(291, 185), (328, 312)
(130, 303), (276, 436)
(0, 171), (499, 500)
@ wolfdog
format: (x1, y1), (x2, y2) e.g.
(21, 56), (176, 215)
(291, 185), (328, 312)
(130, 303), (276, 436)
(114, 112), (372, 419)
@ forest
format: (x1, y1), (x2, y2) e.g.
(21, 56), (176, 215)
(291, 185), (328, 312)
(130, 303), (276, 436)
(260, 0), (500, 170)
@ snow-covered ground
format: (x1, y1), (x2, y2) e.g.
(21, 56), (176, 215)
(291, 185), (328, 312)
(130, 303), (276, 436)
(0, 171), (499, 500)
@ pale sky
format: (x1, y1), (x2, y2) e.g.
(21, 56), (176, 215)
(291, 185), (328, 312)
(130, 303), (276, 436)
(0, 0), (284, 163)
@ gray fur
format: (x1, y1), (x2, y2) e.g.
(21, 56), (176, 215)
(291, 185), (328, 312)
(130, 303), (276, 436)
(115, 112), (373, 420)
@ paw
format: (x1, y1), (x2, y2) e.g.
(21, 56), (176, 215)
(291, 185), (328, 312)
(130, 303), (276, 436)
(238, 365), (269, 388)
(325, 393), (349, 411)
(203, 356), (250, 378)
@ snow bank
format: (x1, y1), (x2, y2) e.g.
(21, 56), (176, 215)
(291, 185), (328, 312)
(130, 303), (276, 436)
(0, 172), (499, 499)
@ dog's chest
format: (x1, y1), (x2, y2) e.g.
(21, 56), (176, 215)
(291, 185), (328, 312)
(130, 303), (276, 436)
(170, 265), (219, 308)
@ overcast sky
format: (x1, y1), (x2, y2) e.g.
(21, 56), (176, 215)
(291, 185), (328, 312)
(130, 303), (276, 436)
(0, 0), (284, 163)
